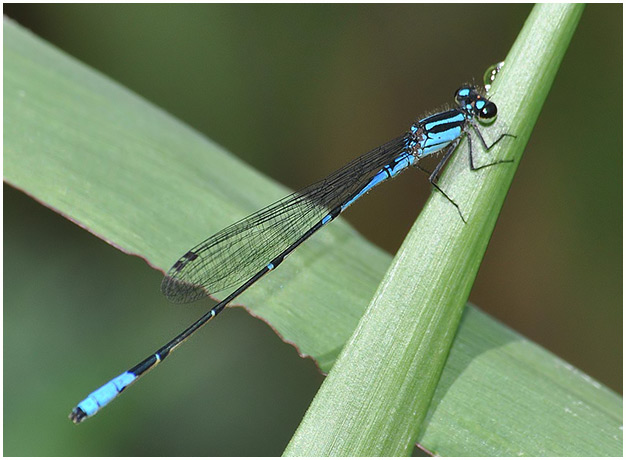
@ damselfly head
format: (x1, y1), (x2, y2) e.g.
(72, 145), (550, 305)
(454, 85), (497, 125)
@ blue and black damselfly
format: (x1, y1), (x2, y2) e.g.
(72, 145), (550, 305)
(69, 83), (513, 423)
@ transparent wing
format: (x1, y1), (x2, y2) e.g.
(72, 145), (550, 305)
(161, 135), (410, 303)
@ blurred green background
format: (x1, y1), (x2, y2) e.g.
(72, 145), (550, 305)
(3, 4), (622, 456)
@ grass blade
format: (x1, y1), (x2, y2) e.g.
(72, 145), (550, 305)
(285, 4), (620, 456)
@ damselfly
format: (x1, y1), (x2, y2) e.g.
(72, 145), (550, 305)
(69, 83), (513, 423)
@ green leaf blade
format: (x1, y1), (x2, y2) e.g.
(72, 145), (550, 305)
(421, 307), (622, 456)
(4, 14), (390, 375)
(285, 4), (620, 457)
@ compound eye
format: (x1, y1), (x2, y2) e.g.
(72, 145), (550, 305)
(479, 101), (497, 120)
(454, 86), (473, 105)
